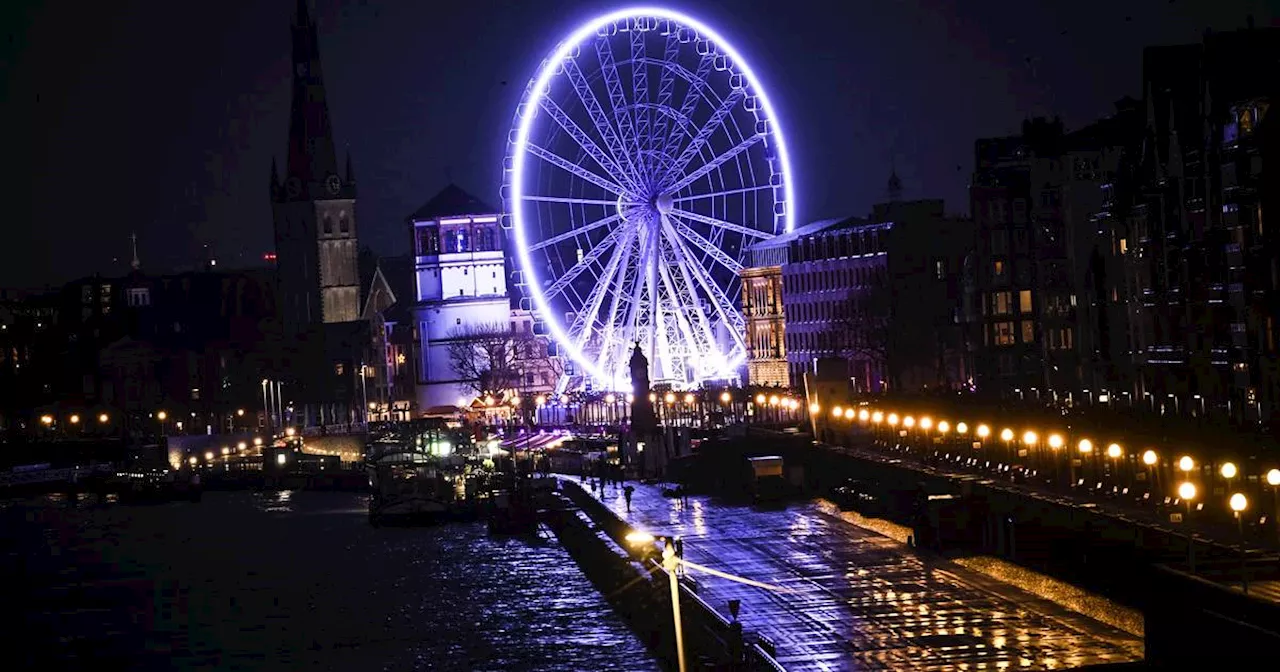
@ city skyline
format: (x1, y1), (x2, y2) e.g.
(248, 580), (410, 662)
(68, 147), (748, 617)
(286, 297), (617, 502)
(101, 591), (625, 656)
(4, 0), (1275, 288)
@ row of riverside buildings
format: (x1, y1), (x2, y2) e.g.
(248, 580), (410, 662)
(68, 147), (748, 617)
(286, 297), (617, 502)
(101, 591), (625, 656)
(0, 1), (552, 440)
(742, 25), (1280, 427)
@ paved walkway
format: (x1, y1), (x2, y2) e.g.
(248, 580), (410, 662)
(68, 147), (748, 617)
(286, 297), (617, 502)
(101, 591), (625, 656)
(574, 478), (1142, 671)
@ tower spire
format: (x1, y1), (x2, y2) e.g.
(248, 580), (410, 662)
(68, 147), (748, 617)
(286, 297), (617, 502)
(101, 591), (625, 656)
(285, 0), (339, 197)
(130, 232), (140, 271)
(887, 158), (903, 203)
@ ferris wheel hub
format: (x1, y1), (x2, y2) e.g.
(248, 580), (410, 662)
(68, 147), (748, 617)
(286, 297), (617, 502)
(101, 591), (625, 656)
(652, 192), (674, 215)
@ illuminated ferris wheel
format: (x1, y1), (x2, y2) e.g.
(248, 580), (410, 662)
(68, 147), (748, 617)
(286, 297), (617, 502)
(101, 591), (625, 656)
(503, 7), (795, 390)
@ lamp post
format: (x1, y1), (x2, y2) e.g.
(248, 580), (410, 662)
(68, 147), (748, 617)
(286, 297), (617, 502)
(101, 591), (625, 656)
(1229, 492), (1248, 593)
(1022, 431), (1038, 481)
(1179, 481), (1197, 573)
(1075, 438), (1092, 489)
(1143, 449), (1159, 495)
(625, 531), (686, 672)
(1220, 461), (1238, 497)
(1268, 468), (1280, 544)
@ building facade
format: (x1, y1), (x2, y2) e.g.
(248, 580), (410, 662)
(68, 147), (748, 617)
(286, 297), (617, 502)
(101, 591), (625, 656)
(407, 185), (518, 411)
(740, 234), (794, 388)
(771, 195), (973, 394)
(1113, 28), (1280, 423)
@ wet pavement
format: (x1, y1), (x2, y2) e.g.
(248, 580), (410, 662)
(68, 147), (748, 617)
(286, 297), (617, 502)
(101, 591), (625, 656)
(577, 478), (1143, 671)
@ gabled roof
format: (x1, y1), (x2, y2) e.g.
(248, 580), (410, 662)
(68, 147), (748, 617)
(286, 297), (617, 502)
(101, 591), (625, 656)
(406, 184), (496, 222)
(361, 255), (415, 322)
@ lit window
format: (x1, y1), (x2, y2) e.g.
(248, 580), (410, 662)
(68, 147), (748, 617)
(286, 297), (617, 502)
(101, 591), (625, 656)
(191, 388), (200, 400)
(1021, 321), (1034, 344)
(1018, 290), (1032, 314)
(992, 291), (1012, 315)
(993, 322), (1015, 346)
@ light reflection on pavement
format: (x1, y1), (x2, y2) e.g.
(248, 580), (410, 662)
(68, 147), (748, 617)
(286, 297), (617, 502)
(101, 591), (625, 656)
(580, 478), (1144, 671)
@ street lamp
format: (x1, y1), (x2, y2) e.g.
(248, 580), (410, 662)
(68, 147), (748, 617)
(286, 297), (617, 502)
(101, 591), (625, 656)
(1179, 481), (1197, 573)
(937, 421), (949, 435)
(871, 411), (883, 424)
(624, 531), (687, 672)
(69, 414), (80, 424)
(1229, 492), (1249, 593)
(956, 422), (968, 435)
(1220, 461), (1238, 480)
(887, 413), (899, 426)
(808, 402), (820, 414)
(157, 410), (167, 421)
(1078, 439), (1094, 454)
(903, 415), (915, 429)
(858, 409), (870, 422)
(919, 416), (933, 431)
(1178, 455), (1195, 473)
(1107, 443), (1122, 459)
(40, 415), (53, 426)
(98, 413), (109, 424)
(1266, 469), (1280, 544)
(1048, 433), (1064, 450)
(719, 391), (731, 404)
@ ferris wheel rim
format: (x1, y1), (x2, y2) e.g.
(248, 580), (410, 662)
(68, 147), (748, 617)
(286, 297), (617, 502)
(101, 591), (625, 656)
(506, 5), (797, 387)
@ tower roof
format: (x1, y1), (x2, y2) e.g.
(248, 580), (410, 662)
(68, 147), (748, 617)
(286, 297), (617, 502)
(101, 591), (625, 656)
(406, 184), (496, 222)
(283, 0), (340, 197)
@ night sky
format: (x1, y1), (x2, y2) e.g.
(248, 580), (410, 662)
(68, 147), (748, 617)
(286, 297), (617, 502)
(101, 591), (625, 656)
(2, 0), (1273, 288)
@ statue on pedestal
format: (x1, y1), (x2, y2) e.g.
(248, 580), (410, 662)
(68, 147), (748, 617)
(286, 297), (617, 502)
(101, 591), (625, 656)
(629, 342), (657, 436)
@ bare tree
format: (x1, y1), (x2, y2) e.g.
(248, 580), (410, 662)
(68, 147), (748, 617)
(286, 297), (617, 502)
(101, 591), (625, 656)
(445, 322), (562, 397)
(818, 289), (889, 363)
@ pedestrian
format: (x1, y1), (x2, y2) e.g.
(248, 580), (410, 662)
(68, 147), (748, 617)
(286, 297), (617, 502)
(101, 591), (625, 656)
(624, 485), (634, 512)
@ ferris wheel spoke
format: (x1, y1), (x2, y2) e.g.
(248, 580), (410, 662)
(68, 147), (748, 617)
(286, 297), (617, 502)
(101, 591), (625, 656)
(662, 88), (746, 187)
(522, 195), (622, 207)
(595, 37), (644, 186)
(630, 28), (653, 179)
(543, 224), (629, 299)
(592, 233), (636, 366)
(528, 212), (624, 252)
(673, 184), (774, 202)
(648, 30), (681, 167)
(663, 52), (715, 166)
(665, 133), (763, 194)
(656, 238), (715, 365)
(562, 58), (641, 190)
(660, 215), (747, 354)
(670, 208), (773, 239)
(526, 143), (627, 195)
(667, 215), (744, 274)
(538, 97), (637, 193)
(567, 229), (632, 349)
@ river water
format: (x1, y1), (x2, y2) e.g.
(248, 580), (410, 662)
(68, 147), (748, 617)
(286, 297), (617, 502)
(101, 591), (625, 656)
(3, 491), (658, 671)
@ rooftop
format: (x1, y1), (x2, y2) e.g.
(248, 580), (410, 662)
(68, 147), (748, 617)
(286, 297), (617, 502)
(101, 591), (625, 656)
(406, 183), (496, 222)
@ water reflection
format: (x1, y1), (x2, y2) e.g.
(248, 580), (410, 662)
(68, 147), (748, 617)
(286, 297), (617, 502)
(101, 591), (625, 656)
(6, 491), (656, 671)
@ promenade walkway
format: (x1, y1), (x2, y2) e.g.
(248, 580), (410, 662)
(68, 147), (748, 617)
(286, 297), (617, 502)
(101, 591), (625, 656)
(573, 477), (1142, 671)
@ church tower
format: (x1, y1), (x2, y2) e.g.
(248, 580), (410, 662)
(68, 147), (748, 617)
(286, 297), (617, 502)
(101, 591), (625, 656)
(271, 0), (360, 331)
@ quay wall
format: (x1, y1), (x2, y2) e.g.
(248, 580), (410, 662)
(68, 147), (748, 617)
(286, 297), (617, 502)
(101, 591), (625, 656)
(548, 481), (784, 671)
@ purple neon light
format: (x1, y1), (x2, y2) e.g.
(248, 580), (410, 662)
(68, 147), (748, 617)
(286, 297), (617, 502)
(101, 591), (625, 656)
(508, 6), (796, 386)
